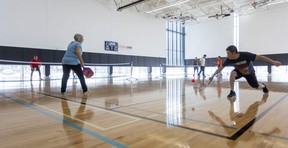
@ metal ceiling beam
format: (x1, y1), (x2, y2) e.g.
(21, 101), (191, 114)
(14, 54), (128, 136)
(117, 0), (147, 11)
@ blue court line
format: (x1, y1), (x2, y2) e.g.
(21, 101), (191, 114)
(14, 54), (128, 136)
(29, 96), (46, 104)
(0, 94), (128, 148)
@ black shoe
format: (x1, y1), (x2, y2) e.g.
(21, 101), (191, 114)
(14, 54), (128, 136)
(227, 90), (236, 98)
(262, 83), (269, 93)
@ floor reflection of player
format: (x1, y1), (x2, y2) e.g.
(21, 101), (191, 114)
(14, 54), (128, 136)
(216, 77), (222, 98)
(30, 81), (41, 102)
(191, 78), (200, 112)
(208, 94), (280, 147)
(198, 77), (206, 100)
(72, 71), (77, 83)
(71, 81), (77, 97)
(61, 95), (94, 146)
(193, 79), (199, 96)
(44, 79), (50, 92)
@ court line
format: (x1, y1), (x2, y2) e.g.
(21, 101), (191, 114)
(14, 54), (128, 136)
(23, 88), (141, 122)
(105, 90), (236, 129)
(31, 100), (141, 131)
(107, 96), (214, 130)
(51, 95), (140, 121)
(229, 93), (288, 140)
(109, 98), (165, 110)
(32, 92), (166, 131)
(38, 91), (288, 141)
(39, 92), (231, 139)
(251, 131), (288, 140)
(41, 91), (233, 130)
(125, 105), (236, 130)
(16, 97), (106, 130)
(0, 94), (128, 148)
(28, 96), (46, 104)
(103, 119), (141, 130)
(120, 91), (288, 141)
(17, 92), (141, 131)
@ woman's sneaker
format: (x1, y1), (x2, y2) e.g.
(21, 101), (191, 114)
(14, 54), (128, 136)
(83, 91), (89, 96)
(227, 90), (236, 98)
(262, 83), (269, 93)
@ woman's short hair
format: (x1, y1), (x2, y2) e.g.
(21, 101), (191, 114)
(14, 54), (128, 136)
(74, 34), (83, 42)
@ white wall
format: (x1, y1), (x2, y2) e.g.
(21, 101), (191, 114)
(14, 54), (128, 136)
(185, 18), (234, 59)
(185, 6), (288, 60)
(0, 0), (166, 57)
(239, 7), (288, 54)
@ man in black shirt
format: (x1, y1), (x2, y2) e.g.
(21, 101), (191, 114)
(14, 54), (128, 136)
(209, 45), (281, 98)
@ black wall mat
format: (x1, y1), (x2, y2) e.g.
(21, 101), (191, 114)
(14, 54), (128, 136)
(0, 46), (166, 67)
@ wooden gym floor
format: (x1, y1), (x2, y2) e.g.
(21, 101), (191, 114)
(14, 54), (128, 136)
(1, 75), (288, 148)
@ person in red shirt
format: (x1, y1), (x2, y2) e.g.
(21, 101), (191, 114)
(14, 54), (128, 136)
(216, 56), (223, 77)
(217, 56), (223, 68)
(30, 55), (42, 80)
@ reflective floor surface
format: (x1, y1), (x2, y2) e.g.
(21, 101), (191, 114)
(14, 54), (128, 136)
(1, 74), (288, 147)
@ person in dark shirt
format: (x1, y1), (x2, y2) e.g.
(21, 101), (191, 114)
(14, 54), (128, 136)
(193, 57), (199, 76)
(209, 45), (281, 98)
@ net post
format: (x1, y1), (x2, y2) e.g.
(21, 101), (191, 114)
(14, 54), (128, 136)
(130, 62), (133, 77)
(156, 63), (165, 79)
(184, 65), (187, 77)
(126, 62), (138, 81)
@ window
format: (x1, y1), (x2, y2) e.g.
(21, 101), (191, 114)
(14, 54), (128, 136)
(166, 21), (185, 66)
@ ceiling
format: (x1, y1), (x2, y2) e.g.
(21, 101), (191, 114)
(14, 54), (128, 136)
(100, 0), (288, 23)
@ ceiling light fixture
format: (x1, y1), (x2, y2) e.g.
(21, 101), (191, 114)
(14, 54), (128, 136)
(146, 0), (189, 13)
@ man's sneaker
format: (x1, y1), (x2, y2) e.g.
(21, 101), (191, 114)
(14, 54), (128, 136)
(262, 83), (269, 93)
(227, 90), (236, 98)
